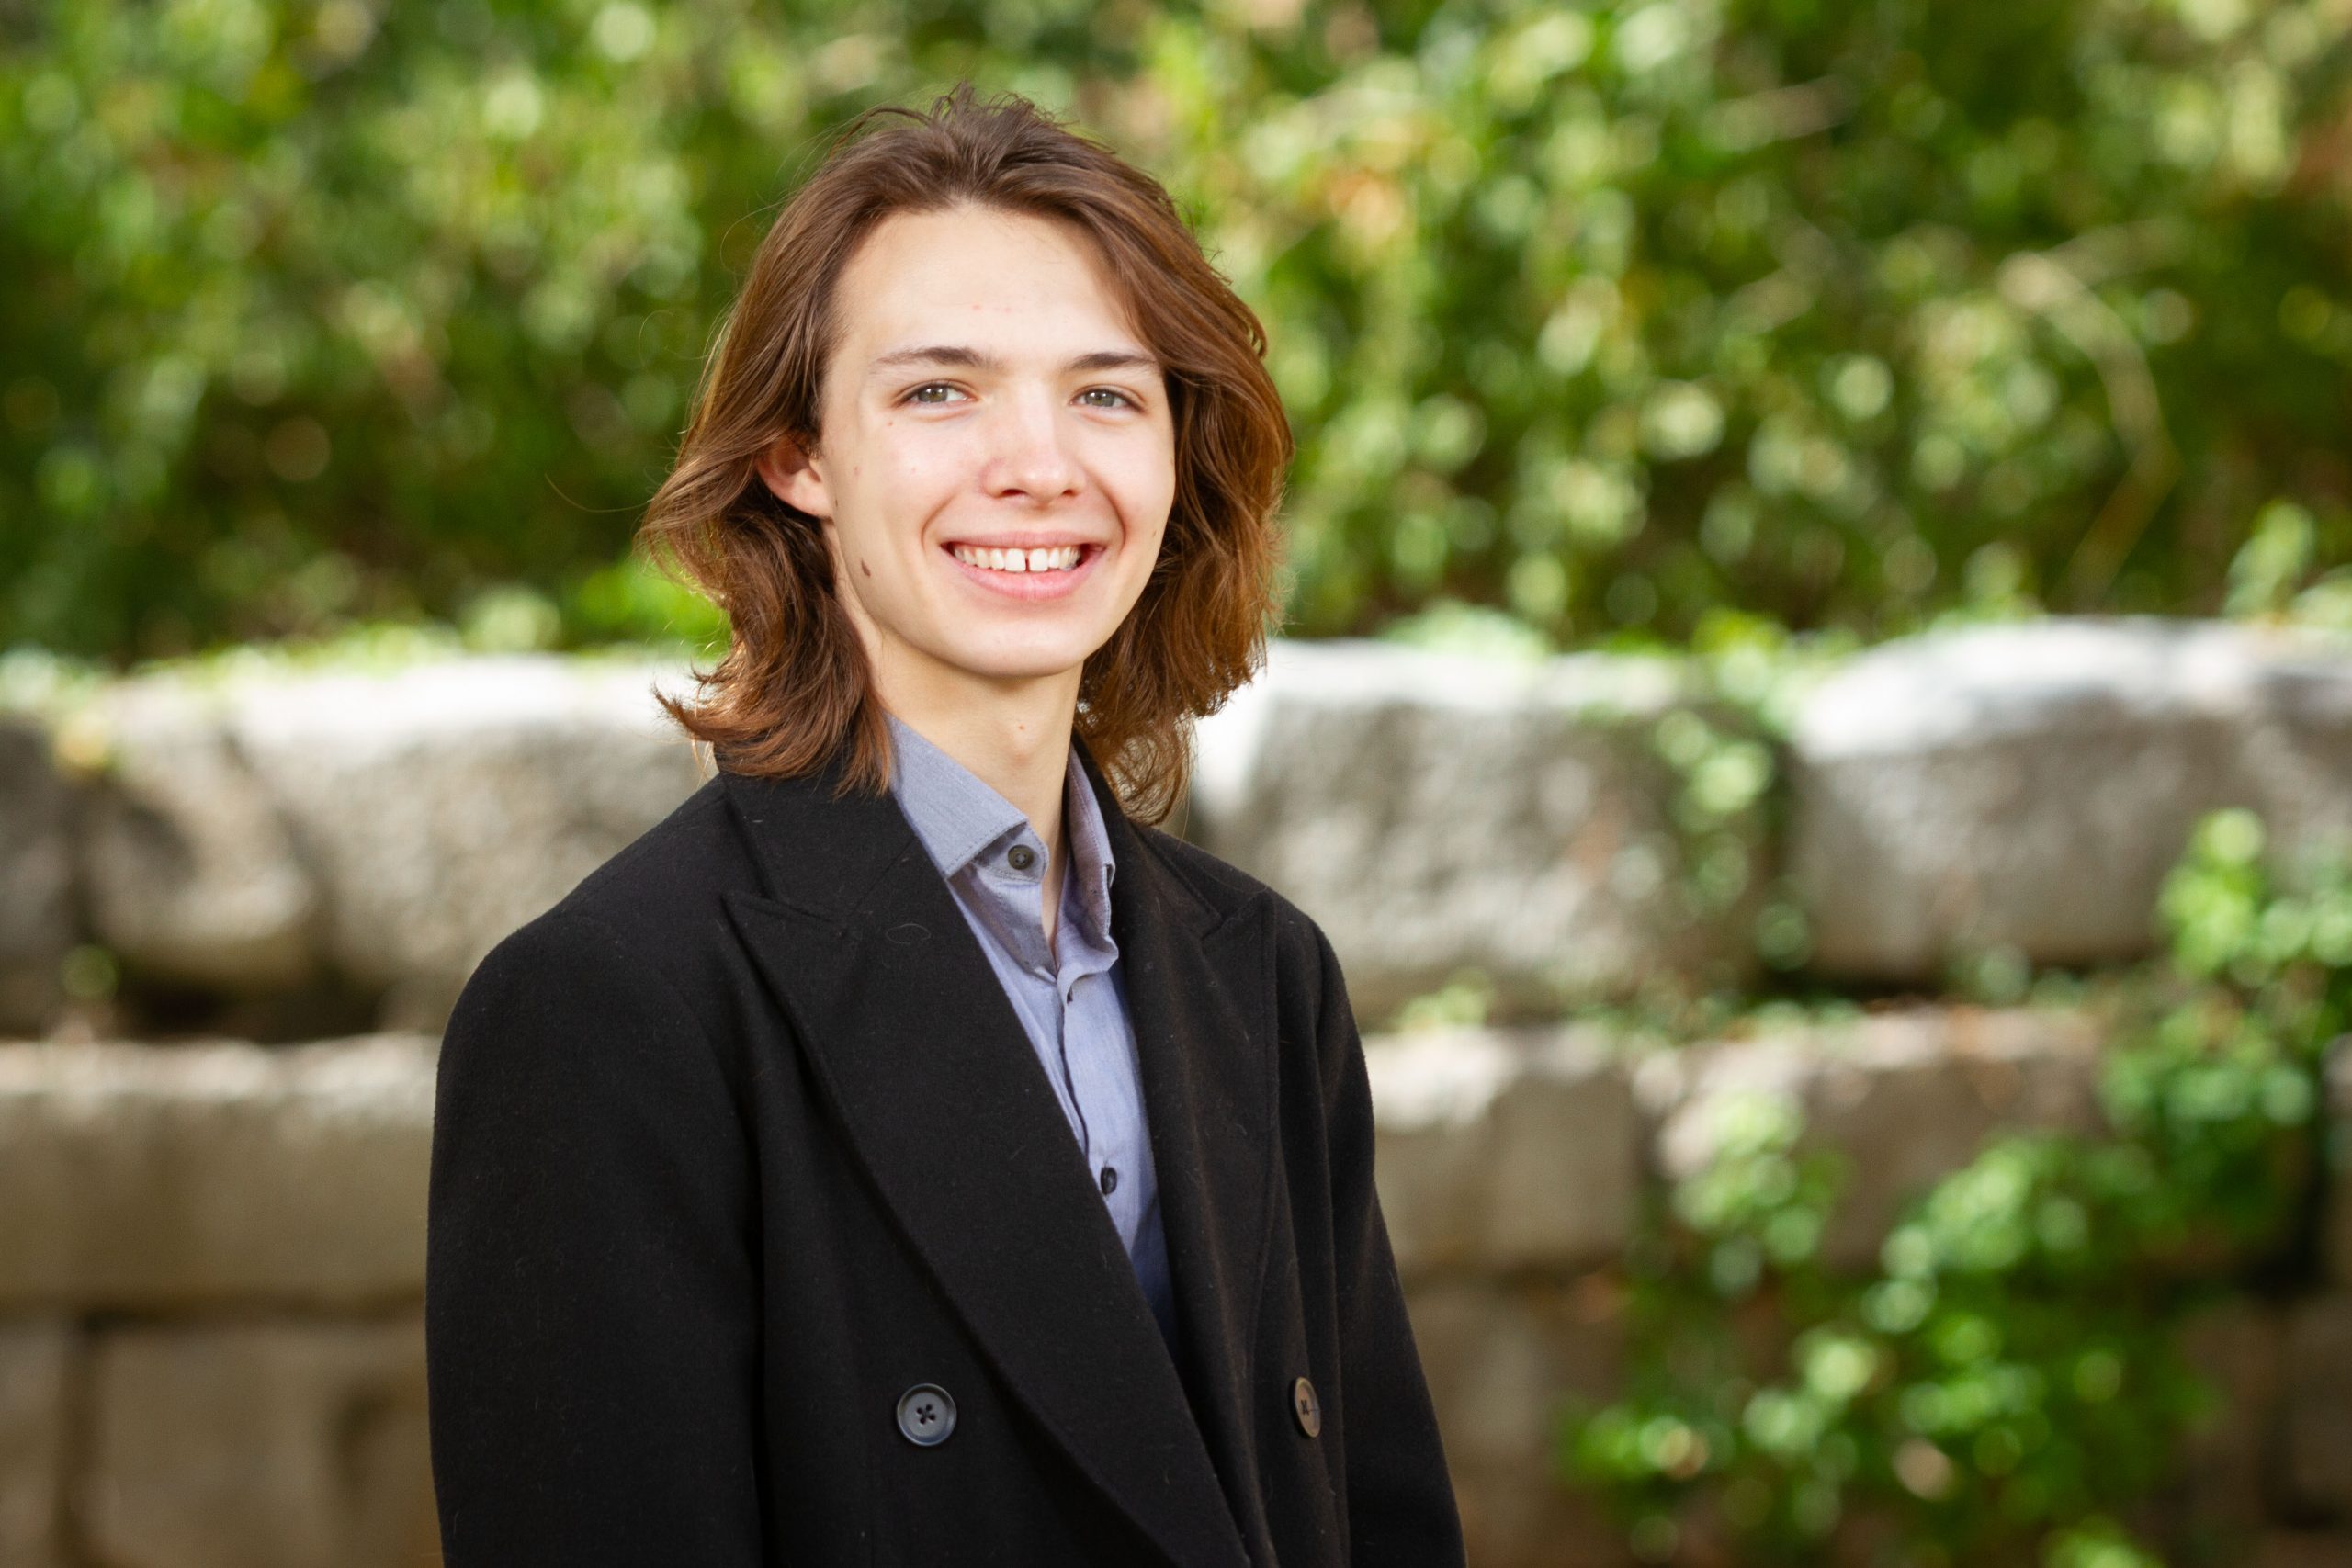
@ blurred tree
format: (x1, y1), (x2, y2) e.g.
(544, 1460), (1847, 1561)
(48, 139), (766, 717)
(1149, 0), (2352, 644)
(2, 0), (2348, 661)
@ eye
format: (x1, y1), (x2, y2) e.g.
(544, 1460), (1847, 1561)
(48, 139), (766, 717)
(903, 383), (968, 405)
(1078, 387), (1138, 410)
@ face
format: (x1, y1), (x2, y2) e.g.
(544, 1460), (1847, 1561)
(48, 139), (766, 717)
(757, 204), (1178, 712)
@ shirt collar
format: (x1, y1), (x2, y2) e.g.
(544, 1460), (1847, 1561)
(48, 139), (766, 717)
(885, 712), (1024, 879)
(1059, 730), (1117, 942)
(885, 712), (1117, 942)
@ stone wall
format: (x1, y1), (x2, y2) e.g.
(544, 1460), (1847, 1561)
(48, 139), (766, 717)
(0, 1013), (2345, 1566)
(33, 655), (703, 1036)
(0, 1038), (438, 1568)
(5, 615), (2352, 1564)
(11, 616), (2352, 1041)
(1781, 618), (2352, 980)
(1377, 1012), (2352, 1567)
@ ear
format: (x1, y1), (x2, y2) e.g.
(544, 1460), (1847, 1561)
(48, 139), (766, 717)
(754, 431), (832, 521)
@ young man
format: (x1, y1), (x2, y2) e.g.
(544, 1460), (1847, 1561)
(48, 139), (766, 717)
(425, 83), (1464, 1566)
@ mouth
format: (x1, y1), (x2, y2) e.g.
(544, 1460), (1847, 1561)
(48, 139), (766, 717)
(939, 540), (1105, 601)
(945, 542), (1092, 574)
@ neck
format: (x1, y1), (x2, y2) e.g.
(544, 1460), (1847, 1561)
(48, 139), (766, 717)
(874, 660), (1081, 868)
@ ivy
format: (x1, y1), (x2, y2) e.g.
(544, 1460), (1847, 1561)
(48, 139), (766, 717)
(1562, 808), (2351, 1565)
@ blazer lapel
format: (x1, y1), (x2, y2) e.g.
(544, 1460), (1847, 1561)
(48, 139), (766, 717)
(1079, 743), (1279, 1551)
(718, 751), (1250, 1568)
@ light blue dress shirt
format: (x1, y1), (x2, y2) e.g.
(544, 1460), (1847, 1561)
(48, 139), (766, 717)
(883, 713), (1177, 1348)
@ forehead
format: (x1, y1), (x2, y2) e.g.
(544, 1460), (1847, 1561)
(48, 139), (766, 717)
(829, 205), (1148, 362)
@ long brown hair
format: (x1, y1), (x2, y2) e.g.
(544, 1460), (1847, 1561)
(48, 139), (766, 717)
(639, 82), (1291, 825)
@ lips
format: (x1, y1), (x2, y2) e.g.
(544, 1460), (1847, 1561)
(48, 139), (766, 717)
(939, 540), (1105, 602)
(949, 542), (1083, 574)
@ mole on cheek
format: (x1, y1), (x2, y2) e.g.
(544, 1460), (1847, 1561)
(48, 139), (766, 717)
(860, 558), (872, 578)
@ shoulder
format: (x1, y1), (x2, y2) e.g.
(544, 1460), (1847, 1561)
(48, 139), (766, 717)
(548, 773), (753, 948)
(1127, 823), (1373, 1136)
(454, 775), (752, 1046)
(1128, 818), (1295, 927)
(1125, 820), (1348, 1009)
(436, 897), (751, 1168)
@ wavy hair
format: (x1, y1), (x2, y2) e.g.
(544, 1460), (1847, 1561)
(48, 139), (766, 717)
(638, 82), (1291, 825)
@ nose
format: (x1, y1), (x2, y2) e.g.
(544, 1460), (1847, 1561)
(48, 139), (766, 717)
(980, 387), (1082, 505)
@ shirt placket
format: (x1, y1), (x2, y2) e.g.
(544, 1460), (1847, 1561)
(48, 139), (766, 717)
(969, 827), (1095, 1150)
(1058, 937), (1146, 1235)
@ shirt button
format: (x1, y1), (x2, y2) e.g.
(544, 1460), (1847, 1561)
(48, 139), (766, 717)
(1099, 1165), (1119, 1196)
(1007, 844), (1036, 872)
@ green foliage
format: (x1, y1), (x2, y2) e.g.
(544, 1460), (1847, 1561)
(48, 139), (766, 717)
(0, 0), (1120, 656)
(6, 0), (2352, 661)
(1564, 807), (2352, 1564)
(1174, 0), (2352, 644)
(1388, 967), (1499, 1031)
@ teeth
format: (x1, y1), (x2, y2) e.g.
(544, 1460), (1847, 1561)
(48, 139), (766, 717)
(952, 545), (1082, 573)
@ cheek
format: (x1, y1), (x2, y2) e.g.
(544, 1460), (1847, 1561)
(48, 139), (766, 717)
(1134, 491), (1174, 556)
(1111, 499), (1174, 600)
(838, 437), (951, 562)
(876, 436), (971, 522)
(1109, 443), (1179, 540)
(877, 415), (965, 472)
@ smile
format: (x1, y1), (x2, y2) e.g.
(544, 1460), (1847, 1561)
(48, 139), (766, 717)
(940, 539), (1104, 602)
(949, 544), (1083, 573)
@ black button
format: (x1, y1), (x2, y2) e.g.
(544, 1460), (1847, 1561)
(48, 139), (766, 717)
(896, 1383), (956, 1447)
(1007, 844), (1036, 872)
(1291, 1375), (1321, 1438)
(1099, 1165), (1118, 1196)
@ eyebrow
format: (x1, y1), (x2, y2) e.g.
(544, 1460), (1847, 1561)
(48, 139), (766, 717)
(865, 344), (1162, 380)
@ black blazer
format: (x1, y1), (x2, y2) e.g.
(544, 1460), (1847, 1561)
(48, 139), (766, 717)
(424, 735), (1465, 1567)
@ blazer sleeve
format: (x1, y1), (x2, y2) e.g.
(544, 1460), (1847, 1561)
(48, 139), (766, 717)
(1309, 918), (1468, 1567)
(425, 909), (764, 1567)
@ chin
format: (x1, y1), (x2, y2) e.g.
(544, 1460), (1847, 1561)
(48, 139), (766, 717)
(948, 637), (1105, 684)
